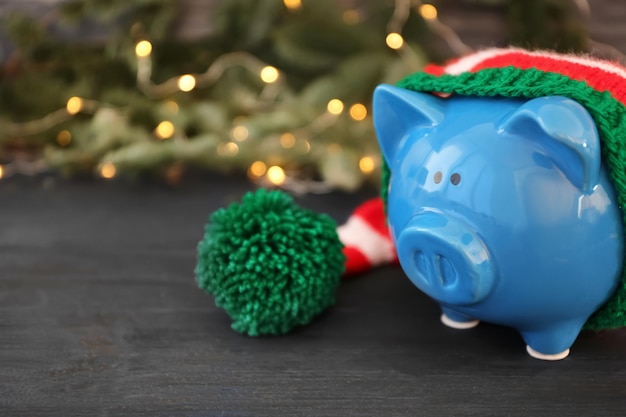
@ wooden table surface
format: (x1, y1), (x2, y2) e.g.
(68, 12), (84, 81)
(2, 177), (626, 416)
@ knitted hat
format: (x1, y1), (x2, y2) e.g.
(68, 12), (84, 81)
(196, 48), (626, 334)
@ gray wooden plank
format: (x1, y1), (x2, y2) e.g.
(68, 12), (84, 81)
(1, 177), (626, 416)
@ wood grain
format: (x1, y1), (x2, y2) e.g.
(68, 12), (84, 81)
(1, 177), (625, 416)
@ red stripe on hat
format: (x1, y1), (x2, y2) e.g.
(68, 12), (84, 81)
(463, 50), (626, 106)
(351, 197), (391, 239)
(338, 197), (398, 276)
(342, 246), (372, 276)
(424, 63), (445, 76)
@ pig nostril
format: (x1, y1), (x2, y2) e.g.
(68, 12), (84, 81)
(412, 250), (458, 288)
(413, 250), (428, 278)
(438, 255), (458, 288)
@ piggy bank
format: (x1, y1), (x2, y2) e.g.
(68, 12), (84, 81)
(373, 84), (624, 360)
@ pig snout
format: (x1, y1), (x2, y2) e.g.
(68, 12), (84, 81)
(396, 211), (495, 305)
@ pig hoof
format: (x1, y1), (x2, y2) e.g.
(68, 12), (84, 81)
(526, 345), (570, 361)
(440, 313), (479, 329)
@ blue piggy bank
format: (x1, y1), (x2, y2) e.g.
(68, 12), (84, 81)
(373, 84), (624, 360)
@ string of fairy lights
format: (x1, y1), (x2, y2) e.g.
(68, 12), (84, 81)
(2, 0), (619, 187)
(5, 0), (452, 186)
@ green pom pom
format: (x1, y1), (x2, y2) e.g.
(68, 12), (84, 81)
(195, 189), (345, 336)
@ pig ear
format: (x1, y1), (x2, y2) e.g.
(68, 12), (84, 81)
(500, 96), (601, 194)
(373, 84), (445, 163)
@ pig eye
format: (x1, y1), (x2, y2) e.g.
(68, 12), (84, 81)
(450, 173), (461, 185)
(433, 171), (443, 184)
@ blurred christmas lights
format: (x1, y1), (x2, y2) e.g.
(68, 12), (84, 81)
(248, 161), (267, 178)
(283, 0), (302, 10)
(349, 104), (368, 121)
(100, 163), (117, 179)
(155, 121), (175, 139)
(267, 166), (286, 185)
(260, 66), (279, 83)
(386, 32), (404, 50)
(135, 40), (152, 57)
(66, 97), (83, 115)
(0, 0), (491, 190)
(419, 4), (438, 20)
(177, 74), (196, 92)
(280, 133), (296, 149)
(231, 125), (249, 142)
(327, 99), (344, 115)
(217, 142), (239, 156)
(359, 156), (376, 174)
(56, 130), (72, 147)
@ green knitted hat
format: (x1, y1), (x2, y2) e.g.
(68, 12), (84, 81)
(382, 48), (626, 330)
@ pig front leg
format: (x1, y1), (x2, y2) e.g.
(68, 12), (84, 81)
(440, 306), (479, 329)
(519, 319), (585, 361)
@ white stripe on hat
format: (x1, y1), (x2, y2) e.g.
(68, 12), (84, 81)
(444, 48), (512, 75)
(444, 47), (626, 79)
(337, 215), (395, 266)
